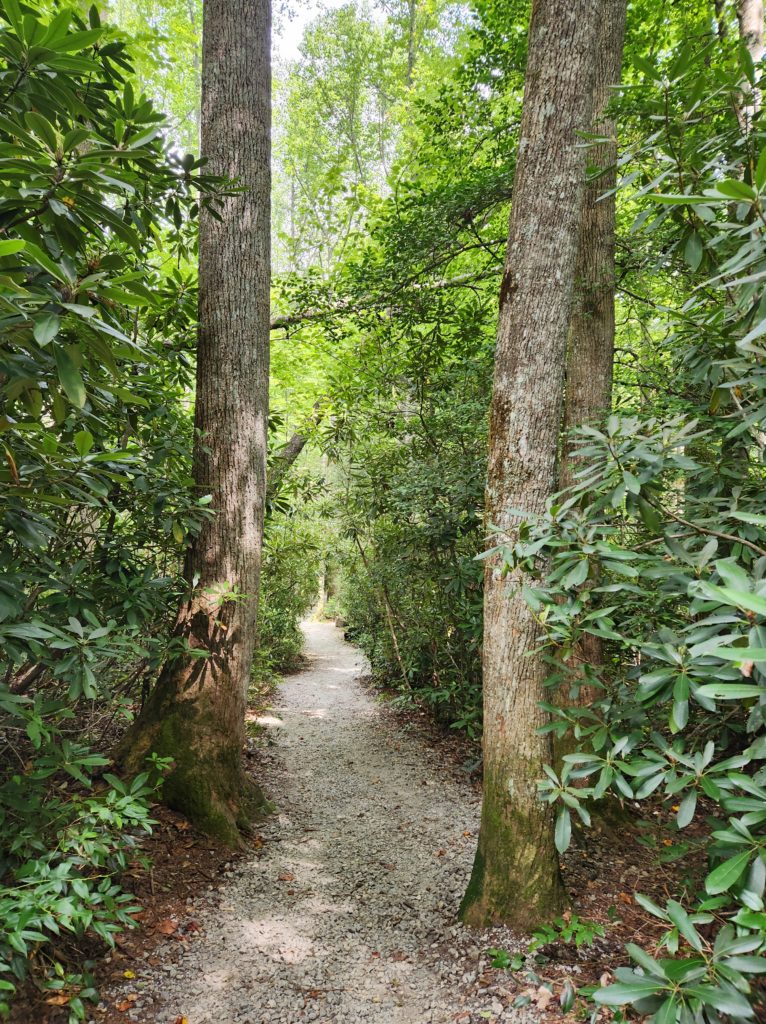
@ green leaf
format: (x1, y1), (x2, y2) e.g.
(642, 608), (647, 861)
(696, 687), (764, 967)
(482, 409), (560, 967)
(637, 496), (662, 533)
(666, 899), (702, 952)
(595, 978), (664, 1005)
(0, 239), (25, 257)
(697, 682), (763, 699)
(684, 984), (754, 1016)
(32, 312), (60, 347)
(676, 790), (697, 829)
(74, 429), (94, 457)
(705, 851), (752, 895)
(554, 808), (571, 854)
(713, 178), (756, 201)
(653, 996), (679, 1024)
(54, 346), (86, 408)
(702, 584), (766, 618)
(684, 231), (703, 271)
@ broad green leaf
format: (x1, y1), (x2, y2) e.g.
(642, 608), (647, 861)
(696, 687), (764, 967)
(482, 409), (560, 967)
(705, 851), (752, 894)
(0, 239), (25, 257)
(32, 312), (60, 347)
(54, 346), (86, 408)
(74, 430), (94, 457)
(554, 808), (571, 854)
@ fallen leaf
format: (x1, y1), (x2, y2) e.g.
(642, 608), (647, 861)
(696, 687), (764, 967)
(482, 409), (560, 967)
(617, 892), (633, 905)
(45, 995), (70, 1006)
(115, 994), (137, 1012)
(535, 986), (555, 1010)
(156, 918), (178, 936)
(278, 871), (295, 882)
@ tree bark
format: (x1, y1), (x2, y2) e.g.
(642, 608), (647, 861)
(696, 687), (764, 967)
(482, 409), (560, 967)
(117, 0), (271, 845)
(560, 0), (627, 489)
(459, 0), (599, 930)
(555, 0), (627, 749)
(737, 0), (764, 123)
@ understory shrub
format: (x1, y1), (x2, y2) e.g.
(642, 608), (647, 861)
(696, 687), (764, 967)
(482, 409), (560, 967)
(0, 0), (216, 1013)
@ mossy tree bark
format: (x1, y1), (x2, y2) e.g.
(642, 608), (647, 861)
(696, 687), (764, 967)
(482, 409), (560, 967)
(116, 0), (271, 846)
(460, 0), (599, 930)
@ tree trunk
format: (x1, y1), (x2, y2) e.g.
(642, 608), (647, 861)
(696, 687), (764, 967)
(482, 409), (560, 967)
(555, 0), (627, 749)
(460, 0), (599, 930)
(117, 0), (272, 845)
(737, 0), (764, 123)
(560, 0), (627, 489)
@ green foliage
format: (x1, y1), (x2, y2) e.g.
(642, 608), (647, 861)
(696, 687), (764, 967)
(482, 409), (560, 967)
(0, 0), (219, 1012)
(0, 755), (166, 1020)
(528, 914), (606, 954)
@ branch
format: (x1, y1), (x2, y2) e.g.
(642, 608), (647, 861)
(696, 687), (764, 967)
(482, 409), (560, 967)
(266, 401), (325, 501)
(269, 269), (499, 332)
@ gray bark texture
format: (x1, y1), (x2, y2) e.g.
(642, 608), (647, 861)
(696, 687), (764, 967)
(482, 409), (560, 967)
(555, 0), (627, 746)
(560, 0), (627, 489)
(737, 0), (764, 123)
(460, 0), (599, 929)
(117, 0), (272, 845)
(739, 0), (765, 61)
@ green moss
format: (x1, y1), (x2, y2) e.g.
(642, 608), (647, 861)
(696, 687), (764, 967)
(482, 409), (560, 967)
(459, 764), (568, 930)
(458, 845), (485, 921)
(118, 685), (271, 847)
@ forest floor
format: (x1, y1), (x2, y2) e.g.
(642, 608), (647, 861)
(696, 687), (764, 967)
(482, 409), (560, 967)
(14, 621), (700, 1024)
(103, 621), (539, 1024)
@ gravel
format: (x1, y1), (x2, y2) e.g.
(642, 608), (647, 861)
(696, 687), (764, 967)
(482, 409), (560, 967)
(111, 621), (532, 1024)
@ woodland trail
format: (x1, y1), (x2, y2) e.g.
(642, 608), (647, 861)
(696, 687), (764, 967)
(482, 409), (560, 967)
(115, 622), (530, 1024)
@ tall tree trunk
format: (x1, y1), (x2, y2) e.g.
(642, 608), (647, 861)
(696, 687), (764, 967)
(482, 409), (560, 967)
(459, 0), (599, 930)
(117, 0), (271, 845)
(555, 0), (627, 748)
(737, 0), (764, 123)
(560, 0), (627, 488)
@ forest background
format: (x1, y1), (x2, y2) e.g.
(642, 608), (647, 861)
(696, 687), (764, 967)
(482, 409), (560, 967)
(3, 0), (766, 1021)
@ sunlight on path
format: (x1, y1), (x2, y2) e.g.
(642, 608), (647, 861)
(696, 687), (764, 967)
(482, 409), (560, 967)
(118, 622), (530, 1024)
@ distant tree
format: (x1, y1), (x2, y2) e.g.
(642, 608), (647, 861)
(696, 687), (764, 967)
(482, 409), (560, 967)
(460, 0), (600, 928)
(118, 0), (272, 844)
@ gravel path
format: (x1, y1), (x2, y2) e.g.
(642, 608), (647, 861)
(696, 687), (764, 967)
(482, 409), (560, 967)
(117, 621), (529, 1024)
